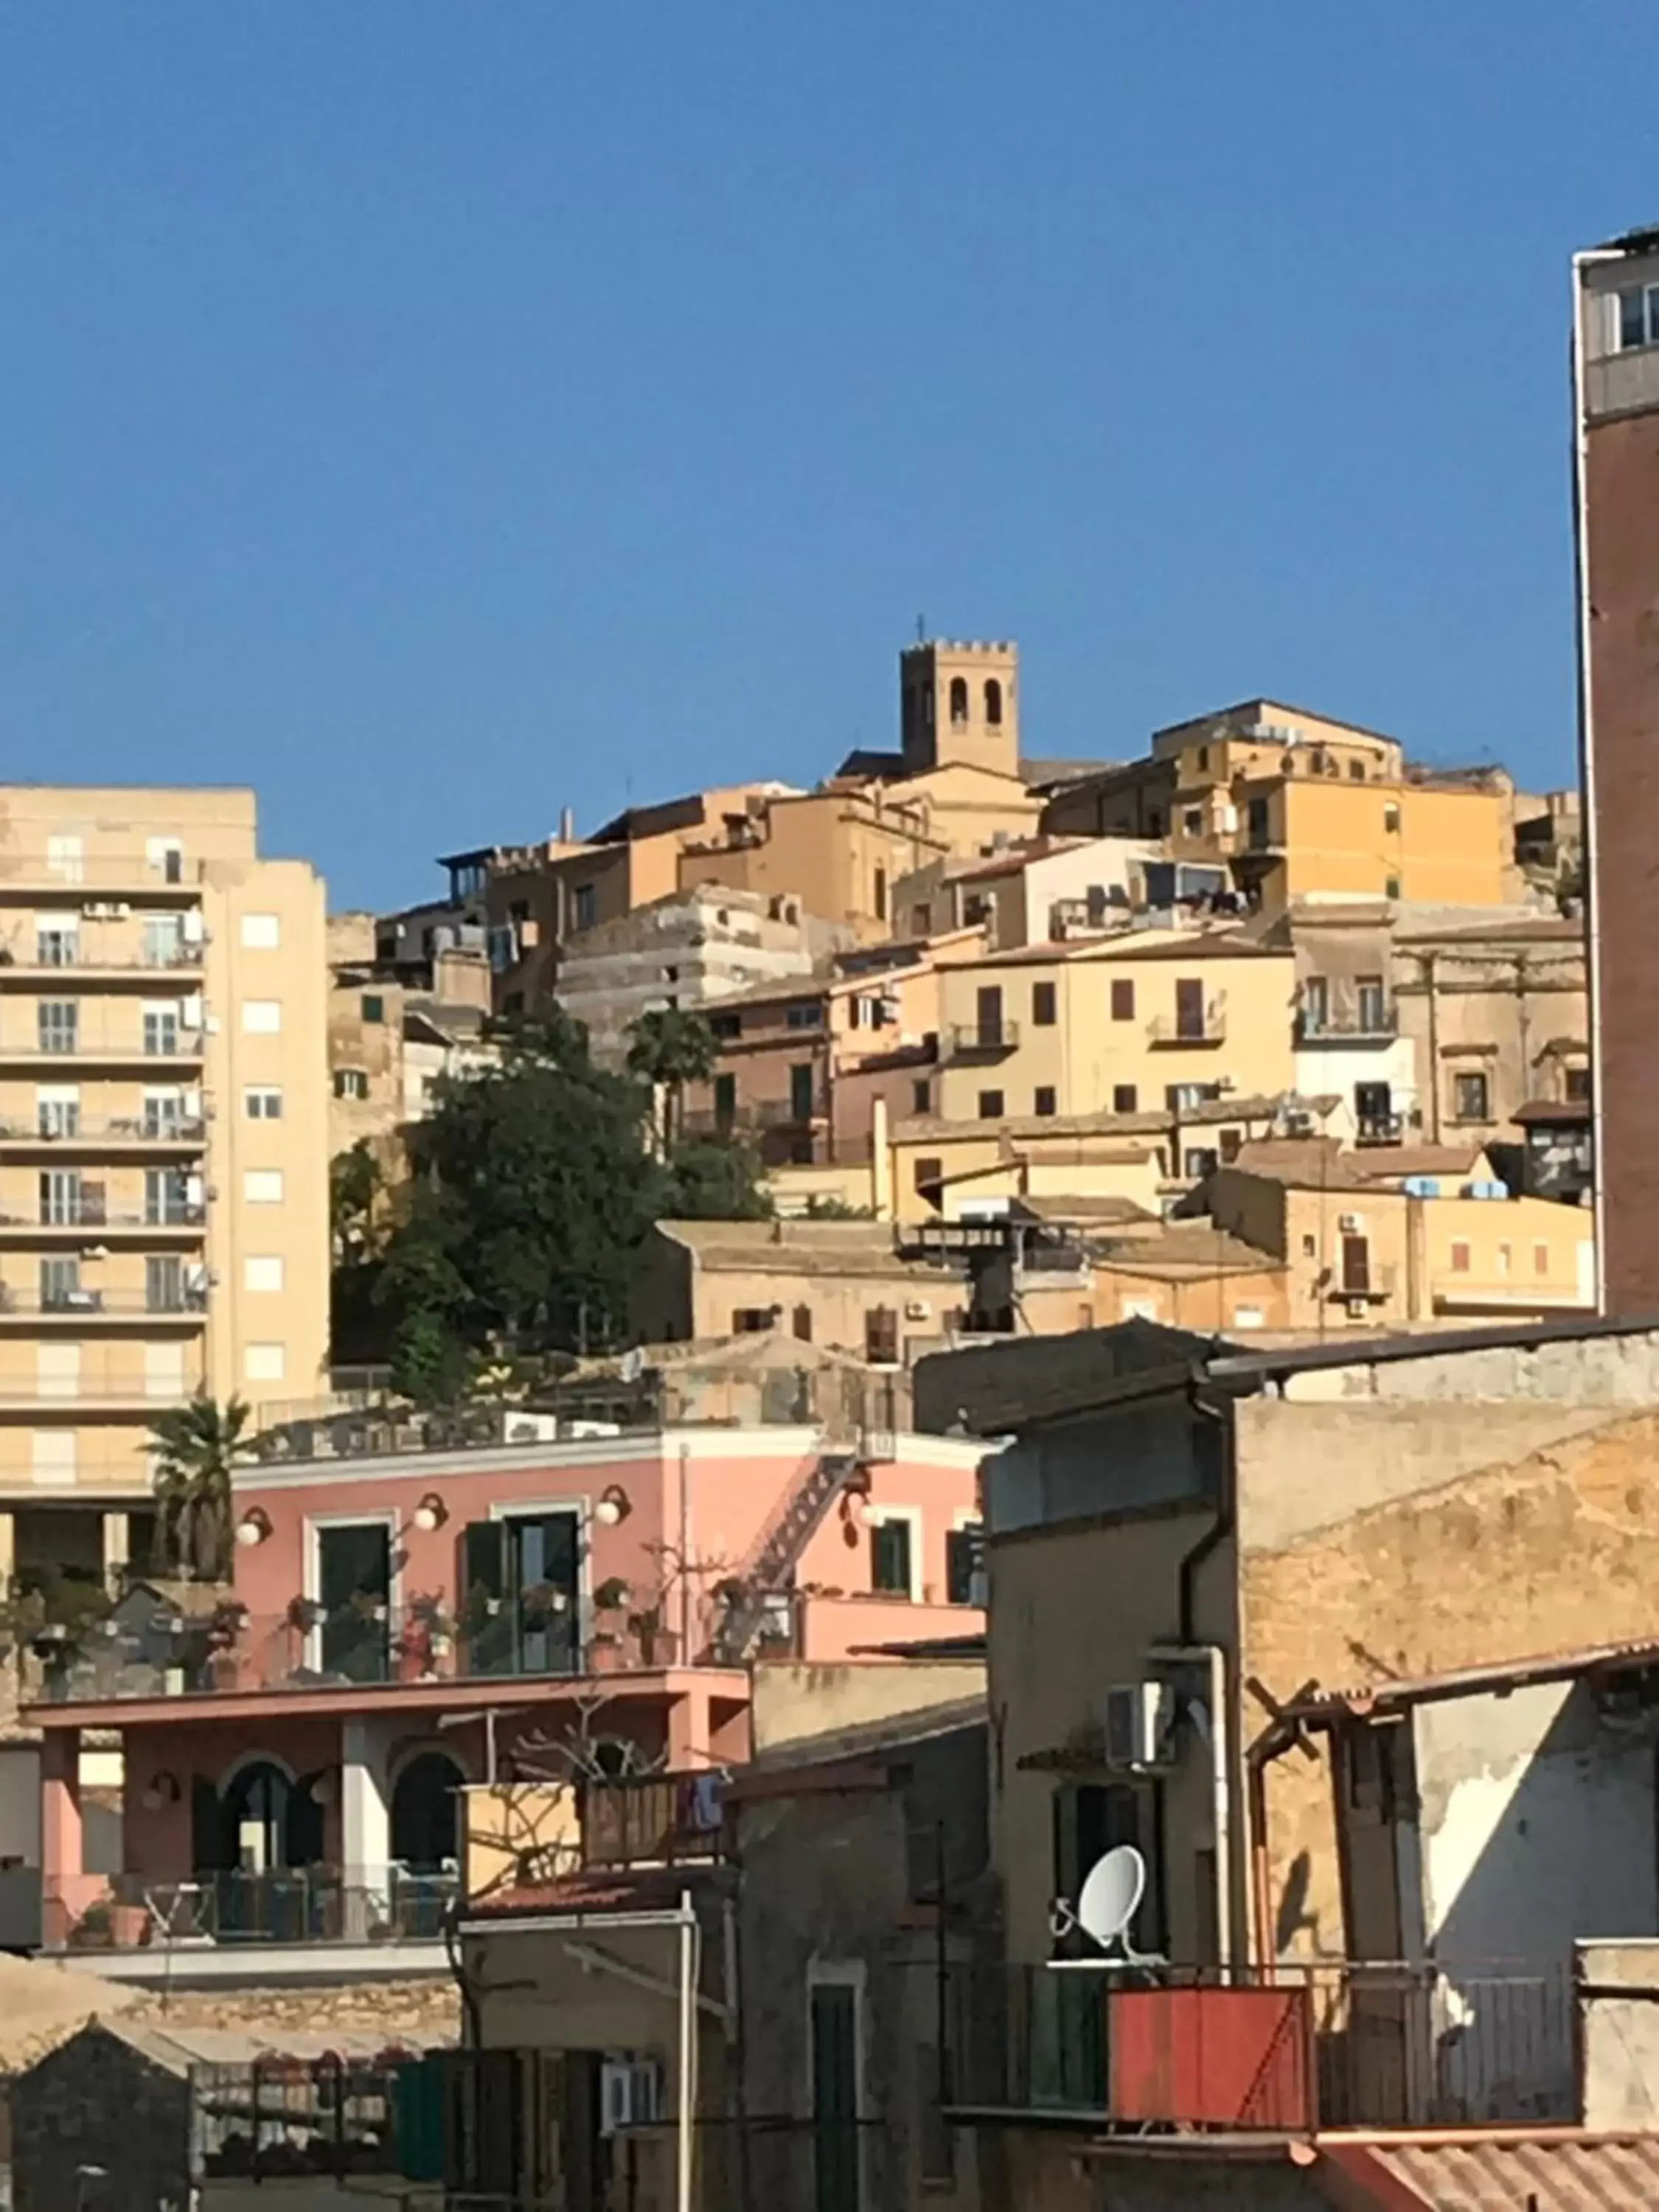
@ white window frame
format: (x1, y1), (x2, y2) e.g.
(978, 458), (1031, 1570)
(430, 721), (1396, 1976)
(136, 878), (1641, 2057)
(243, 1085), (284, 1121)
(865, 1504), (923, 1602)
(805, 1958), (868, 2208)
(244, 1255), (285, 1293)
(303, 1509), (401, 1672)
(243, 1169), (285, 1205)
(240, 913), (281, 950)
(243, 1342), (286, 1384)
(46, 836), (83, 885)
(241, 1000), (282, 1035)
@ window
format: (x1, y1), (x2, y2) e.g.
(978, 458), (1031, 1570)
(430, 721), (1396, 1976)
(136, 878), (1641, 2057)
(1247, 796), (1270, 847)
(1174, 978), (1206, 1040)
(1196, 747), (1208, 771)
(1034, 1086), (1057, 1117)
(143, 1002), (180, 1057)
(710, 1012), (741, 1040)
(39, 1170), (84, 1226)
(713, 1073), (737, 1127)
(865, 1307), (900, 1364)
(1183, 808), (1203, 836)
(146, 838), (184, 883)
(146, 1168), (191, 1225)
(785, 1002), (823, 1029)
(30, 1430), (76, 1485)
(147, 1255), (187, 1312)
(35, 919), (78, 967)
(1110, 978), (1135, 1020)
(914, 1155), (942, 1194)
(38, 1001), (78, 1054)
(1453, 1071), (1491, 1123)
(1301, 1234), (1318, 1259)
(977, 1089), (1004, 1119)
(870, 1515), (914, 1596)
(46, 835), (83, 885)
(789, 1062), (817, 1121)
(912, 1079), (931, 1114)
(973, 984), (1004, 1045)
(873, 866), (887, 922)
(242, 1001), (282, 1035)
(37, 1342), (80, 1400)
(792, 1304), (813, 1343)
(1564, 1065), (1590, 1103)
(244, 1086), (283, 1120)
(949, 675), (969, 726)
(1341, 1234), (1371, 1295)
(360, 995), (385, 1025)
(731, 1309), (774, 1334)
(571, 883), (597, 931)
(1112, 1084), (1138, 1113)
(1534, 1242), (1551, 1278)
(240, 913), (280, 949)
(36, 1086), (79, 1138)
(244, 1343), (286, 1383)
(1355, 1079), (1393, 1137)
(1301, 976), (1329, 1034)
(40, 1257), (80, 1311)
(487, 924), (516, 973)
(1383, 803), (1401, 832)
(946, 1520), (983, 1605)
(984, 678), (1004, 727)
(334, 1068), (369, 1100)
(1186, 1147), (1219, 1178)
(1450, 1240), (1471, 1275)
(142, 914), (185, 967)
(1616, 282), (1659, 351)
(1496, 1242), (1512, 1277)
(1032, 981), (1057, 1026)
(1384, 875), (1401, 901)
(244, 1169), (284, 1203)
(1356, 975), (1388, 1032)
(911, 903), (932, 936)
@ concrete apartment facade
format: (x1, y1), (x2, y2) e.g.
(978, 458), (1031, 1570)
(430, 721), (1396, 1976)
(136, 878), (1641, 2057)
(1573, 226), (1659, 1314)
(0, 787), (327, 1587)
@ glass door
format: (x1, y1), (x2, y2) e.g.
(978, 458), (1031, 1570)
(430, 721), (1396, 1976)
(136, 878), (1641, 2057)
(460, 1512), (581, 1677)
(316, 1521), (392, 1683)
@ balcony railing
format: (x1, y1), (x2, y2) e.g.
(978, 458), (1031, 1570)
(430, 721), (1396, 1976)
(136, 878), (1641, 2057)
(945, 1020), (1020, 1057)
(1357, 1111), (1404, 1144)
(0, 1113), (208, 1147)
(0, 1285), (207, 1318)
(1297, 1003), (1398, 1042)
(947, 1961), (1577, 2132)
(25, 1596), (700, 1708)
(0, 941), (204, 975)
(44, 1861), (457, 1952)
(0, 856), (207, 893)
(1148, 997), (1227, 1046)
(4, 1203), (206, 1231)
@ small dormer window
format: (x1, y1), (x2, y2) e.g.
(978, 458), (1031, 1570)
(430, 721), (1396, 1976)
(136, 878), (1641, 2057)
(1618, 282), (1659, 352)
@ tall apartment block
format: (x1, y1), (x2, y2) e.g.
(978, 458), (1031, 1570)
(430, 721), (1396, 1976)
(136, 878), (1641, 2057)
(1573, 229), (1659, 1315)
(0, 789), (327, 1593)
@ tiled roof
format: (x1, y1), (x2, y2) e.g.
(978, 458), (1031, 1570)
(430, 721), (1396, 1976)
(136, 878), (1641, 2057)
(1357, 2133), (1659, 2210)
(464, 1865), (731, 1919)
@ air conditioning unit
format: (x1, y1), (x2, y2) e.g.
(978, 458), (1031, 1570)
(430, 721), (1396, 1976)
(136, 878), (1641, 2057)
(82, 903), (115, 920)
(904, 1298), (931, 1321)
(502, 1411), (559, 1444)
(1102, 1680), (1175, 1770)
(111, 903), (131, 919)
(1338, 1213), (1363, 1234)
(600, 2057), (663, 2137)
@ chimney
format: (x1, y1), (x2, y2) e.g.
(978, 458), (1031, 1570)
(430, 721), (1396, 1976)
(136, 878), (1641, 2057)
(560, 806), (576, 843)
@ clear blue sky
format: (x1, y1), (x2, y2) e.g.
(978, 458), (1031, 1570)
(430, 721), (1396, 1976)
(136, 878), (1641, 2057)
(0, 4), (1649, 910)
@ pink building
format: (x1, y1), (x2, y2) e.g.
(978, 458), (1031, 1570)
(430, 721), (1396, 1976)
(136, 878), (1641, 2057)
(28, 1398), (984, 1972)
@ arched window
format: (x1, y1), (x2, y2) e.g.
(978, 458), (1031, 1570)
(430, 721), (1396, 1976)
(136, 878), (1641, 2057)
(391, 1750), (466, 1871)
(949, 677), (969, 726)
(984, 678), (1004, 727)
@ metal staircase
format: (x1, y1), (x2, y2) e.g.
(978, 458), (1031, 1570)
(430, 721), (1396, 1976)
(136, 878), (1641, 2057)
(714, 1449), (860, 1662)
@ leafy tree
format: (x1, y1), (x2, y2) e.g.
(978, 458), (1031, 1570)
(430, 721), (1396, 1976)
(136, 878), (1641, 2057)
(664, 1138), (772, 1222)
(625, 1008), (719, 1152)
(150, 1392), (254, 1582)
(330, 1140), (384, 1264)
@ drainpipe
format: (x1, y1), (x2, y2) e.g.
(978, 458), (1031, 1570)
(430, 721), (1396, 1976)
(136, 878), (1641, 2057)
(1172, 1374), (1237, 1967)
(1423, 953), (1441, 1142)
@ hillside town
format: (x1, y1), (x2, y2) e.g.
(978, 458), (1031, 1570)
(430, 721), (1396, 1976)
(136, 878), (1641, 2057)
(7, 12), (1659, 2208)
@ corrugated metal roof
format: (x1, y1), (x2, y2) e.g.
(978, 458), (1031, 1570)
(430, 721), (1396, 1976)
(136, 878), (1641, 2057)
(1367, 2133), (1659, 2209)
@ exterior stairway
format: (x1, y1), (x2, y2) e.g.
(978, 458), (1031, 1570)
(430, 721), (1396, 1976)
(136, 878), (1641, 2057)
(714, 1449), (860, 1662)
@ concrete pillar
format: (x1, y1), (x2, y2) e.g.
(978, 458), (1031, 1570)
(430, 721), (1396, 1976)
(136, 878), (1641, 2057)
(667, 1683), (712, 1771)
(871, 1097), (893, 1222)
(342, 1717), (392, 1940)
(101, 1512), (130, 1590)
(41, 1727), (83, 1946)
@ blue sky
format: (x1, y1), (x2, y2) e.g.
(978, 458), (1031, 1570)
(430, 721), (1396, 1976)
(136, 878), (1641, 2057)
(0, 4), (1650, 910)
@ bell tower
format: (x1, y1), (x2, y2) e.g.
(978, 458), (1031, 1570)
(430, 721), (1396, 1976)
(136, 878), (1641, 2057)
(899, 639), (1020, 780)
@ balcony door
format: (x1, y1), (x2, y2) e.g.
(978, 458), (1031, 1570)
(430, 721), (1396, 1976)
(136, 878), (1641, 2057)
(313, 1519), (393, 1683)
(461, 1510), (581, 1677)
(1175, 978), (1206, 1040)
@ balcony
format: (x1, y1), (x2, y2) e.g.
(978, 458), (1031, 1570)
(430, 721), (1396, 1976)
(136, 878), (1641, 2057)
(949, 1961), (1577, 2132)
(0, 857), (207, 900)
(1148, 997), (1227, 1046)
(0, 942), (205, 984)
(24, 1595), (704, 1709)
(944, 1020), (1020, 1057)
(1357, 1110), (1404, 1145)
(0, 1032), (206, 1072)
(1296, 1002), (1398, 1044)
(0, 1285), (207, 1324)
(44, 1861), (456, 1956)
(0, 1203), (206, 1242)
(0, 1113), (208, 1155)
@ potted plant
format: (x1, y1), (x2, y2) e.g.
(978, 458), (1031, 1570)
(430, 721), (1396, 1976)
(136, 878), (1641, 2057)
(72, 1898), (113, 1949)
(206, 1599), (247, 1686)
(109, 1899), (150, 1947)
(593, 1576), (632, 1615)
(627, 1605), (667, 1667)
(285, 1594), (321, 1634)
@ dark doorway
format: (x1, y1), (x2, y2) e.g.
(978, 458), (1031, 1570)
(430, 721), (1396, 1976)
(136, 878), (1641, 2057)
(317, 1520), (392, 1681)
(392, 1751), (464, 1870)
(810, 1980), (861, 2212)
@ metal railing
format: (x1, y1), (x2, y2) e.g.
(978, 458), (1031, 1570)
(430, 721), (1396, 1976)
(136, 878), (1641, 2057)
(0, 940), (204, 973)
(1357, 1111), (1405, 1144)
(944, 1020), (1020, 1055)
(0, 856), (207, 891)
(1, 1203), (206, 1230)
(0, 1034), (206, 1062)
(0, 1284), (207, 1317)
(0, 1112), (208, 1144)
(1148, 995), (1227, 1044)
(1297, 1003), (1398, 1041)
(25, 1595), (697, 1707)
(947, 1959), (1579, 2131)
(45, 1862), (459, 1952)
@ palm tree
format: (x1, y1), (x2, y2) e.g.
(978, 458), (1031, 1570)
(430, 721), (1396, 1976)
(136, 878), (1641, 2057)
(625, 1008), (719, 1152)
(149, 1391), (254, 1583)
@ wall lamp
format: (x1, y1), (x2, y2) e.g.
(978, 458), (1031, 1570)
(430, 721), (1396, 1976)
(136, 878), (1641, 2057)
(412, 1492), (448, 1534)
(234, 1507), (272, 1549)
(593, 1484), (632, 1527)
(141, 1770), (181, 1812)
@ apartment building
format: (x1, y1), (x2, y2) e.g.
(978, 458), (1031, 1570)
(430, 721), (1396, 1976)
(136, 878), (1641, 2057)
(678, 782), (948, 945)
(891, 832), (1158, 950)
(0, 788), (327, 1588)
(931, 928), (1295, 1127)
(327, 911), (493, 1172)
(1572, 227), (1659, 1314)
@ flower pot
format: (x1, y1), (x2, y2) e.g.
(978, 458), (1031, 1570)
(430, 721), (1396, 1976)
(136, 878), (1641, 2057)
(110, 1903), (150, 1948)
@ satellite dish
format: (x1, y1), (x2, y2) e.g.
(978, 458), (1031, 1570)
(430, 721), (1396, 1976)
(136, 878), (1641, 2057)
(1047, 1843), (1150, 1958)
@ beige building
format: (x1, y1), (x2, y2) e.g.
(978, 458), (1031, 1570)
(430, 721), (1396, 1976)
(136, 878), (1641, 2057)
(327, 912), (493, 1176)
(931, 927), (1295, 1127)
(677, 782), (947, 944)
(0, 787), (327, 1586)
(892, 832), (1158, 950)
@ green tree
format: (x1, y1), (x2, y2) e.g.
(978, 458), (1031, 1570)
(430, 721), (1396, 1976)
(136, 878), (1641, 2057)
(149, 1392), (254, 1583)
(663, 1137), (772, 1222)
(625, 1008), (719, 1152)
(330, 1139), (384, 1264)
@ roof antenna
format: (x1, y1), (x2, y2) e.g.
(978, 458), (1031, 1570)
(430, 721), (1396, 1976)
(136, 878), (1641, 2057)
(916, 614), (926, 643)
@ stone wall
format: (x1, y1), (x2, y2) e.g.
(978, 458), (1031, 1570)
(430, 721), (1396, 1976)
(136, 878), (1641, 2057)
(12, 2023), (189, 2212)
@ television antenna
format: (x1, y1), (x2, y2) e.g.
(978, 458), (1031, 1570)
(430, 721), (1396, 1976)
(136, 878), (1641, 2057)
(1048, 1844), (1158, 1969)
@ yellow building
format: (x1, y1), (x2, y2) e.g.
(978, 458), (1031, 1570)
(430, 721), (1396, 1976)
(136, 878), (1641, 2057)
(678, 784), (947, 943)
(0, 788), (328, 1588)
(931, 928), (1296, 1127)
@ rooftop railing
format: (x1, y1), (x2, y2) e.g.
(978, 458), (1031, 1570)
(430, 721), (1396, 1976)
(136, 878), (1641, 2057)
(44, 1861), (457, 1952)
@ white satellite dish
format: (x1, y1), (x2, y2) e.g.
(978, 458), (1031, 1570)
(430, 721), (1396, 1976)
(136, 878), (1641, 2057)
(1048, 1843), (1150, 1961)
